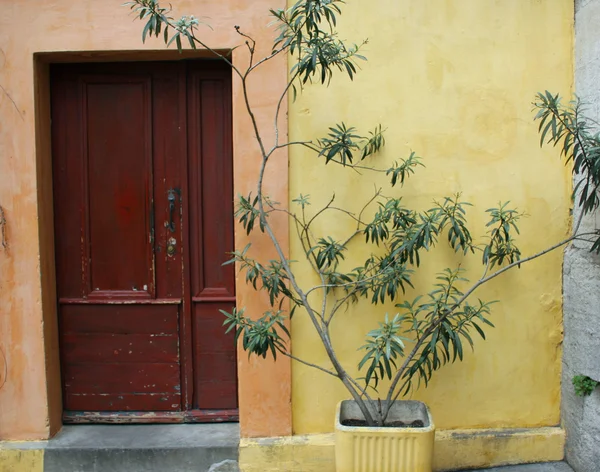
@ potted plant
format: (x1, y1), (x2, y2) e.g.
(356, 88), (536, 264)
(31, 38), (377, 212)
(126, 1), (600, 470)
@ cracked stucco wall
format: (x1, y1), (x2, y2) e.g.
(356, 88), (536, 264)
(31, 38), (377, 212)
(562, 1), (600, 471)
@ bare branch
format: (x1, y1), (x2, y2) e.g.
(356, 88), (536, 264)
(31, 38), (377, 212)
(234, 25), (256, 69)
(249, 45), (288, 73)
(269, 140), (319, 154)
(278, 349), (338, 378)
(326, 288), (358, 325)
(274, 71), (301, 146)
(307, 194), (337, 229)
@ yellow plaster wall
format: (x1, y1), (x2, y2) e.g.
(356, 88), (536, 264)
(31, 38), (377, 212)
(0, 449), (43, 472)
(290, 0), (573, 434)
(239, 427), (565, 471)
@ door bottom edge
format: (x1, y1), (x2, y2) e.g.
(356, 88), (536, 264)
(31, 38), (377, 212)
(63, 409), (239, 424)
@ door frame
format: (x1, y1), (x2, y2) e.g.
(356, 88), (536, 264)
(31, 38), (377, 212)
(33, 50), (292, 435)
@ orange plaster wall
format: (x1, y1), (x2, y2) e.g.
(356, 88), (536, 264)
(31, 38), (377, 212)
(0, 0), (290, 440)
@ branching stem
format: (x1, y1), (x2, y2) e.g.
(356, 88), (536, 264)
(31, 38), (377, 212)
(382, 228), (584, 420)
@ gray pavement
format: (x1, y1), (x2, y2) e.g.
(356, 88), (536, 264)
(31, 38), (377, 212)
(2, 426), (577, 472)
(460, 462), (574, 472)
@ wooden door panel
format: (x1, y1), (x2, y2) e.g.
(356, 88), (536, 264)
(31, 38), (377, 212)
(196, 79), (235, 297)
(193, 302), (237, 409)
(151, 66), (187, 299)
(59, 303), (182, 411)
(63, 363), (181, 395)
(60, 304), (180, 334)
(196, 352), (236, 382)
(85, 78), (154, 298)
(188, 67), (235, 300)
(64, 393), (181, 412)
(193, 306), (238, 352)
(61, 334), (180, 363)
(187, 63), (237, 411)
(195, 382), (237, 410)
(52, 72), (86, 299)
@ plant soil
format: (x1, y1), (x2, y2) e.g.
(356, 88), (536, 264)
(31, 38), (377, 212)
(341, 419), (425, 428)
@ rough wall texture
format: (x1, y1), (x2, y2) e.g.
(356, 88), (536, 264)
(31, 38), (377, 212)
(562, 1), (600, 471)
(290, 0), (573, 435)
(0, 0), (290, 440)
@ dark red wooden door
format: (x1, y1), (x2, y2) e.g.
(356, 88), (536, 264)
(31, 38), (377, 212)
(51, 61), (237, 422)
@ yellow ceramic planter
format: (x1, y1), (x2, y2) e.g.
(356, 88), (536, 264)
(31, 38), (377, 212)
(335, 400), (435, 472)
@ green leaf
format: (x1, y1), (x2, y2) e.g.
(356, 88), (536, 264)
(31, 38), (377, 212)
(472, 322), (486, 340)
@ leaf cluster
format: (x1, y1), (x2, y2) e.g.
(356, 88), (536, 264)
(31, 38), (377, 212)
(365, 194), (474, 267)
(400, 269), (494, 393)
(309, 237), (347, 270)
(357, 268), (495, 393)
(482, 203), (523, 268)
(294, 193), (518, 311)
(572, 374), (599, 397)
(271, 0), (366, 85)
(224, 245), (297, 307)
(313, 123), (425, 188)
(235, 194), (265, 235)
(386, 152), (424, 187)
(534, 92), (600, 252)
(359, 314), (408, 388)
(125, 0), (208, 51)
(222, 308), (290, 360)
(353, 254), (414, 305)
(316, 123), (385, 166)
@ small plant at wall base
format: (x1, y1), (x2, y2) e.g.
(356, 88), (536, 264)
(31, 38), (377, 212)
(126, 1), (600, 428)
(573, 375), (599, 397)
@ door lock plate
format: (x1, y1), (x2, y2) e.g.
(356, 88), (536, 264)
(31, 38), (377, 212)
(167, 237), (177, 256)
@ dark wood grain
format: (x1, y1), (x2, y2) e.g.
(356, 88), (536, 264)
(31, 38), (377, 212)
(193, 302), (237, 409)
(51, 71), (85, 299)
(64, 393), (182, 412)
(61, 334), (179, 363)
(52, 60), (237, 421)
(187, 63), (235, 300)
(85, 78), (154, 297)
(187, 62), (238, 412)
(63, 409), (239, 423)
(60, 304), (180, 335)
(63, 363), (180, 394)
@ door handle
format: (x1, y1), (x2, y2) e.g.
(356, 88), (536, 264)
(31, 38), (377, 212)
(167, 188), (179, 233)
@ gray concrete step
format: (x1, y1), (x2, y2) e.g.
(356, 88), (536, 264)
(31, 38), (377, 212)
(43, 424), (239, 472)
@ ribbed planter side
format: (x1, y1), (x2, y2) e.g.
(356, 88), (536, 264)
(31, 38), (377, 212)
(335, 400), (435, 472)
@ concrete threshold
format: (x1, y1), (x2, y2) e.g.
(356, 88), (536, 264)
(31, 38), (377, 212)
(43, 423), (240, 472)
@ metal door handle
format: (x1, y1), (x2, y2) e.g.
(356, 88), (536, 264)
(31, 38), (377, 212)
(167, 189), (178, 233)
